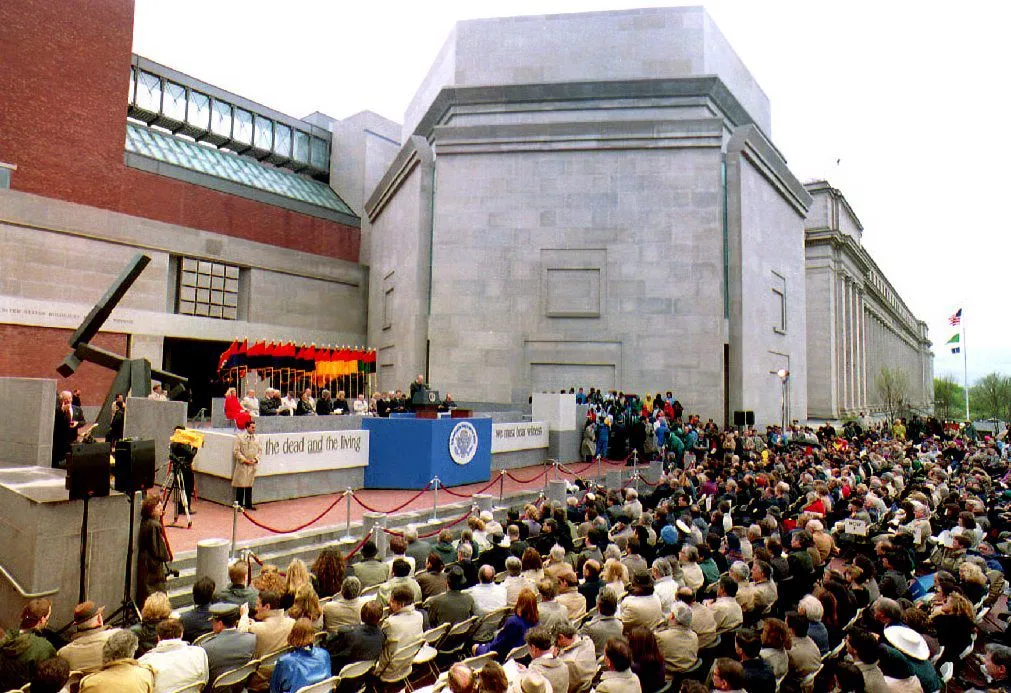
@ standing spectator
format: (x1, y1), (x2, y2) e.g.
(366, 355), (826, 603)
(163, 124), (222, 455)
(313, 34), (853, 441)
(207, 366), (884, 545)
(137, 496), (172, 606)
(138, 618), (209, 693)
(231, 420), (261, 510)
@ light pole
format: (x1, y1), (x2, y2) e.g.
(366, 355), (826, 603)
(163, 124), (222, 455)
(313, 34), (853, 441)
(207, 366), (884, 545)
(777, 368), (790, 433)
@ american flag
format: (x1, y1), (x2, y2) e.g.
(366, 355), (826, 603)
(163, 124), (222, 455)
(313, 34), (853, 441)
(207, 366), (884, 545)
(949, 308), (962, 326)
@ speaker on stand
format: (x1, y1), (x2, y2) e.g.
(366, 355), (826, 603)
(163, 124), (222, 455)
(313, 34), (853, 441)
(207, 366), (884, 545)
(66, 443), (111, 602)
(107, 438), (156, 626)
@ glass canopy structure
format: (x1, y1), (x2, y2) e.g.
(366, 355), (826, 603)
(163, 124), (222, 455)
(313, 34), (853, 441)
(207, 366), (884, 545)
(127, 55), (331, 180)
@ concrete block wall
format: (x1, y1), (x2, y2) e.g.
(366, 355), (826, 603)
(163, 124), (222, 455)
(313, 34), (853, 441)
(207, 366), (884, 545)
(0, 378), (56, 466)
(123, 397), (187, 470)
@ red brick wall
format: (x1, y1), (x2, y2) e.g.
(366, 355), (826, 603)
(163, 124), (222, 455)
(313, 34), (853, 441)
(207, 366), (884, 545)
(0, 325), (128, 406)
(0, 0), (359, 262)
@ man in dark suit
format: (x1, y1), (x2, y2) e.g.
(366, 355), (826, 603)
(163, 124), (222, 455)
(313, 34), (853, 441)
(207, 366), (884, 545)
(199, 603), (256, 685)
(53, 390), (85, 467)
(479, 533), (512, 573)
(325, 599), (385, 674)
(180, 577), (215, 643)
(428, 567), (476, 628)
(404, 526), (433, 567)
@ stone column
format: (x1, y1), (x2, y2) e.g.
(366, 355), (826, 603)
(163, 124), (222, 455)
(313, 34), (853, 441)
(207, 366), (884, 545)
(472, 494), (494, 515)
(547, 480), (567, 506)
(836, 271), (846, 418)
(362, 512), (388, 558)
(840, 274), (850, 414)
(196, 538), (230, 594)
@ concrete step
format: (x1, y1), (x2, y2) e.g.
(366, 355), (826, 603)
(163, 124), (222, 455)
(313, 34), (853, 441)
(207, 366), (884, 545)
(165, 486), (548, 610)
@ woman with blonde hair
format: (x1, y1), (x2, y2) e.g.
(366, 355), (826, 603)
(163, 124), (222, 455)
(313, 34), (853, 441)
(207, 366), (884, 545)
(602, 558), (629, 598)
(283, 558), (312, 609)
(270, 618), (331, 692)
(288, 583), (323, 629)
(931, 592), (976, 664)
(253, 564), (286, 594)
(958, 562), (988, 605)
(130, 591), (173, 656)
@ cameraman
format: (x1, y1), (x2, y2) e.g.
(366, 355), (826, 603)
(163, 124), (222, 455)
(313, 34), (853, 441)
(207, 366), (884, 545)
(169, 425), (198, 515)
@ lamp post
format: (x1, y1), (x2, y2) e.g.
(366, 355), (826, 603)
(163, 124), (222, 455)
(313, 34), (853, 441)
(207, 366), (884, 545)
(777, 368), (790, 433)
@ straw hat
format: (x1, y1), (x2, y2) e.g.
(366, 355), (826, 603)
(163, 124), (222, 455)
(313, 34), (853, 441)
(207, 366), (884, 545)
(883, 626), (929, 661)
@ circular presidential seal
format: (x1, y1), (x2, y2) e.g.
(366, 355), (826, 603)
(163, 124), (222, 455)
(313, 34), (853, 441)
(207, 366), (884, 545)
(449, 421), (478, 465)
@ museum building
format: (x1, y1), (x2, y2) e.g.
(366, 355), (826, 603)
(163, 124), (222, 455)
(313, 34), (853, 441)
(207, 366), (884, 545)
(0, 2), (932, 426)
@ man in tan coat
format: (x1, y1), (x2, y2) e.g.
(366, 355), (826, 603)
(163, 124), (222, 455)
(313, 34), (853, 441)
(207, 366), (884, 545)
(596, 638), (642, 693)
(378, 585), (424, 684)
(232, 421), (261, 510)
(57, 602), (121, 674)
(240, 590), (294, 692)
(79, 630), (155, 692)
(657, 603), (699, 675)
(555, 623), (597, 693)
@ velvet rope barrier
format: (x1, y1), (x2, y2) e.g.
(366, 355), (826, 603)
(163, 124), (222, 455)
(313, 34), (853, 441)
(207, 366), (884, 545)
(556, 460), (597, 477)
(240, 491), (347, 535)
(343, 530), (374, 560)
(504, 467), (550, 484)
(350, 483), (431, 514)
(384, 507), (474, 538)
(440, 476), (500, 498)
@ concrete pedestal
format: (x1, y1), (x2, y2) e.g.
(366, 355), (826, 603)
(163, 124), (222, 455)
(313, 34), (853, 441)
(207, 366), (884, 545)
(473, 494), (494, 514)
(196, 538), (230, 594)
(0, 378), (56, 466)
(362, 512), (388, 558)
(547, 479), (567, 506)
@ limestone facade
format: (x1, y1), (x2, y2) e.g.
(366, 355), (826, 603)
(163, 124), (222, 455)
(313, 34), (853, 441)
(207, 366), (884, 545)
(804, 182), (933, 419)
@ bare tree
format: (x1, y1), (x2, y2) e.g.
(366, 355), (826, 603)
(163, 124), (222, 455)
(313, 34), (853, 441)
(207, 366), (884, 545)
(876, 367), (909, 424)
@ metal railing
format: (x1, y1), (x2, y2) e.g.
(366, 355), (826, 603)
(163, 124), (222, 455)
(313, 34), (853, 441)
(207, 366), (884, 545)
(0, 561), (58, 599)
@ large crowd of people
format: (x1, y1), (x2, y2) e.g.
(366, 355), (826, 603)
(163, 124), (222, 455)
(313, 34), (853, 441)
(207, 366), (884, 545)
(6, 391), (1011, 693)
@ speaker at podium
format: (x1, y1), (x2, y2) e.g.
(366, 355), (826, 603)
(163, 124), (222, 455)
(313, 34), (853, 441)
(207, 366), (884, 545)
(411, 388), (440, 406)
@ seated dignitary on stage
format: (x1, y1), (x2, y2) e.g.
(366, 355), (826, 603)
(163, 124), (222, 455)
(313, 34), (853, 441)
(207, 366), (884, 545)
(241, 389), (260, 417)
(315, 389), (334, 415)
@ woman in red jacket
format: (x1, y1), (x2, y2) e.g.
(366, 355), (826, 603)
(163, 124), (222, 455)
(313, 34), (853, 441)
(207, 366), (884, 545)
(224, 387), (251, 430)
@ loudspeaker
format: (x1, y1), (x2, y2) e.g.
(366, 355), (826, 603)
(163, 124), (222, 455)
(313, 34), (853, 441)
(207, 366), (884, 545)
(114, 438), (156, 493)
(746, 410), (755, 426)
(733, 411), (746, 427)
(66, 443), (111, 500)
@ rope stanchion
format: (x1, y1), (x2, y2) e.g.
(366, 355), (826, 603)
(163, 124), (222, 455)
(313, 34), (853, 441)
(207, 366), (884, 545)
(505, 467), (550, 484)
(350, 483), (431, 514)
(239, 491), (346, 535)
(344, 530), (374, 560)
(440, 476), (500, 499)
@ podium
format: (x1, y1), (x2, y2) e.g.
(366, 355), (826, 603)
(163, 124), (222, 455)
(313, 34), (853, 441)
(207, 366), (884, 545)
(362, 415), (491, 489)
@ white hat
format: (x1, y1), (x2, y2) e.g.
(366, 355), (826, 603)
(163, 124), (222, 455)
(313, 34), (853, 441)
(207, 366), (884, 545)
(675, 519), (692, 534)
(480, 510), (493, 522)
(884, 626), (929, 661)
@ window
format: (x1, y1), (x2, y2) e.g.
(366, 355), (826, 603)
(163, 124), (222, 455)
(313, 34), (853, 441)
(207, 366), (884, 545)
(383, 288), (394, 330)
(177, 257), (240, 320)
(772, 271), (787, 333)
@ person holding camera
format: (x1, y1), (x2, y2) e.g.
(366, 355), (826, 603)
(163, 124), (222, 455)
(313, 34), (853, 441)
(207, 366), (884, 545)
(137, 496), (173, 606)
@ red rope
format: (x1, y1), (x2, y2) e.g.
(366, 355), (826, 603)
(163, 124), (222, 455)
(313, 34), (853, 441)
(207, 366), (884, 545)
(557, 461), (597, 476)
(344, 530), (374, 560)
(351, 484), (431, 514)
(505, 467), (550, 484)
(240, 491), (346, 534)
(440, 476), (500, 498)
(638, 474), (660, 487)
(384, 507), (474, 538)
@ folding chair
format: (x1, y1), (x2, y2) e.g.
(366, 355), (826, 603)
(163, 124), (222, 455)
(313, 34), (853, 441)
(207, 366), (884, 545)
(210, 660), (259, 691)
(192, 631), (216, 646)
(460, 652), (497, 671)
(415, 623), (451, 679)
(505, 644), (529, 664)
(799, 664), (823, 692)
(294, 675), (340, 693)
(168, 684), (207, 693)
(471, 608), (509, 644)
(378, 636), (427, 692)
(438, 615), (479, 659)
(821, 640), (846, 662)
(335, 659), (378, 693)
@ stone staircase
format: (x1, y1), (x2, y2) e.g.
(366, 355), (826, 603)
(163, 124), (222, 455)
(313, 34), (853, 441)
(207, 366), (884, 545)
(166, 486), (549, 610)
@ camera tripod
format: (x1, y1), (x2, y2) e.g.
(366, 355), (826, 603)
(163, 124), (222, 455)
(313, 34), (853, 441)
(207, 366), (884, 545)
(159, 459), (192, 529)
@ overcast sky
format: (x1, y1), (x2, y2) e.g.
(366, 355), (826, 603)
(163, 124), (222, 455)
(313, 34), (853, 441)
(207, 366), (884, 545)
(133, 0), (1009, 385)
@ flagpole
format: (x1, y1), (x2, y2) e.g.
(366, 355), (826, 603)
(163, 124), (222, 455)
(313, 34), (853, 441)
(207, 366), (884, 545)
(963, 319), (970, 422)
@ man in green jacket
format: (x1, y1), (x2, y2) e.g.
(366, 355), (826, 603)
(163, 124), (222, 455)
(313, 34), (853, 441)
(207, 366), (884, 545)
(0, 598), (57, 690)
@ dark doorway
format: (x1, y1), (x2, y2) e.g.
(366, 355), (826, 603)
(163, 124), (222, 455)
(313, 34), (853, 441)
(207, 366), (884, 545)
(162, 337), (230, 418)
